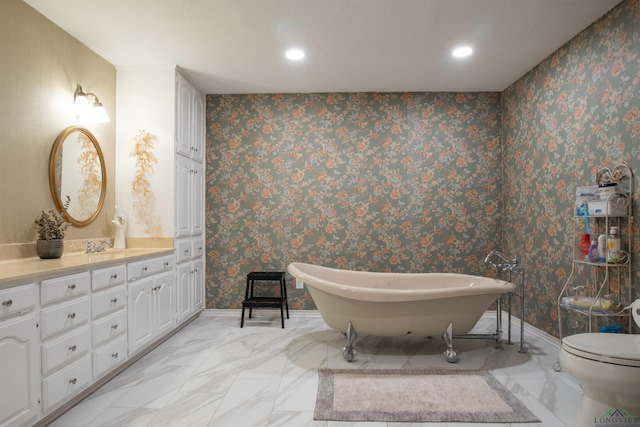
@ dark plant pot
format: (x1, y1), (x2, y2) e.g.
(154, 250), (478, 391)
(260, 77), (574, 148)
(36, 239), (64, 259)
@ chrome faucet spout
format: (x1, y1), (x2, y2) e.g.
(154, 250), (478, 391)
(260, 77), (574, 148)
(485, 250), (521, 272)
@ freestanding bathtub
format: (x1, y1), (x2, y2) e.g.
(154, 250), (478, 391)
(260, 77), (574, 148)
(287, 262), (516, 362)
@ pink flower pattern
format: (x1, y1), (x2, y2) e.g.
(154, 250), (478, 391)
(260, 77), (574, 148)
(206, 0), (639, 337)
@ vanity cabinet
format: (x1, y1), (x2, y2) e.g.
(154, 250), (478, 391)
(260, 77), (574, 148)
(39, 272), (92, 413)
(558, 164), (635, 339)
(174, 69), (205, 321)
(0, 283), (39, 427)
(127, 255), (175, 355)
(0, 249), (194, 427)
(176, 237), (205, 324)
(176, 71), (205, 162)
(176, 156), (204, 238)
(91, 265), (127, 379)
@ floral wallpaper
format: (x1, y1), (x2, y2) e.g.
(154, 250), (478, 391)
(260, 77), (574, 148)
(206, 92), (503, 309)
(206, 0), (639, 337)
(502, 0), (639, 337)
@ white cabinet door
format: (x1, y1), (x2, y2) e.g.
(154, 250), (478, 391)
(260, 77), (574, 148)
(176, 157), (204, 238)
(175, 155), (192, 238)
(193, 259), (205, 311)
(191, 161), (204, 236)
(0, 314), (39, 427)
(128, 277), (154, 354)
(175, 73), (193, 158)
(154, 272), (174, 337)
(176, 263), (192, 323)
(192, 90), (205, 162)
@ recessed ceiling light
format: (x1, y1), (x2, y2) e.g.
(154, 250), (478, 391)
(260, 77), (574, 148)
(285, 49), (305, 61)
(452, 46), (473, 58)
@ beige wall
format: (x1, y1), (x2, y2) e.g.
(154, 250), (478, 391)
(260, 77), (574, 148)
(0, 0), (116, 255)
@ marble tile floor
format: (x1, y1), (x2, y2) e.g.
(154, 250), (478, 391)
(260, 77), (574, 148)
(50, 310), (581, 427)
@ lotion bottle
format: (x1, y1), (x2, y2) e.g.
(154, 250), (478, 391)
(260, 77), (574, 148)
(597, 234), (607, 262)
(607, 226), (621, 263)
(588, 240), (599, 263)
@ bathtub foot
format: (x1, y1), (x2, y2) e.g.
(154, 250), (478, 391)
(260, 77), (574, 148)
(341, 321), (358, 362)
(442, 322), (460, 363)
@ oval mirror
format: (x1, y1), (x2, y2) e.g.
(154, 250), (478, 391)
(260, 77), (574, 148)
(49, 126), (106, 227)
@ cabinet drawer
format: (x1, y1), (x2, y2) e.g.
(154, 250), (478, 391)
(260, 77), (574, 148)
(92, 334), (127, 379)
(41, 326), (90, 376)
(40, 296), (90, 340)
(41, 272), (90, 305)
(92, 309), (127, 346)
(92, 265), (126, 291)
(192, 239), (204, 259)
(92, 285), (127, 319)
(42, 355), (91, 413)
(176, 239), (192, 263)
(128, 255), (174, 281)
(0, 283), (36, 319)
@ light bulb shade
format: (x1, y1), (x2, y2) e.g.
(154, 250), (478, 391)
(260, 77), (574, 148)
(91, 101), (110, 123)
(74, 84), (110, 122)
(74, 85), (89, 112)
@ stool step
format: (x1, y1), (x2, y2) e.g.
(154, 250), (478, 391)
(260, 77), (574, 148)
(242, 297), (285, 308)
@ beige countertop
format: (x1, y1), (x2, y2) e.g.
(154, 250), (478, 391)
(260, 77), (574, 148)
(0, 248), (175, 290)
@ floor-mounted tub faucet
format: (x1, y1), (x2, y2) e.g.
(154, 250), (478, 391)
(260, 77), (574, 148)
(484, 250), (522, 273)
(484, 250), (527, 354)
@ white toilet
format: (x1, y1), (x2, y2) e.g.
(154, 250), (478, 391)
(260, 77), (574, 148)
(559, 301), (640, 427)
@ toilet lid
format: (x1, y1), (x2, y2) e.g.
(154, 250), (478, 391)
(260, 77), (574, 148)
(562, 333), (640, 367)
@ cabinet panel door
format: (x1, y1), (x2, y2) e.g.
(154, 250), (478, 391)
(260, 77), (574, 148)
(0, 314), (39, 427)
(154, 272), (174, 336)
(175, 73), (192, 157)
(191, 161), (204, 236)
(128, 278), (154, 354)
(193, 259), (205, 311)
(176, 264), (192, 323)
(192, 90), (205, 162)
(175, 155), (191, 238)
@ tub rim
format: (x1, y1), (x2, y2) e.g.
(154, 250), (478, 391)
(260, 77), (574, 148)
(287, 262), (516, 303)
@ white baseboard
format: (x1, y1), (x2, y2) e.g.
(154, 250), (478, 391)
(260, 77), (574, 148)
(200, 308), (562, 350)
(200, 308), (322, 318)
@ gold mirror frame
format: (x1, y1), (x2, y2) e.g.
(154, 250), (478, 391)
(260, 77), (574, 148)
(49, 126), (107, 227)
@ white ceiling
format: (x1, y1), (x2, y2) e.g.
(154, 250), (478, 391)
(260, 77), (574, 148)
(24, 0), (622, 95)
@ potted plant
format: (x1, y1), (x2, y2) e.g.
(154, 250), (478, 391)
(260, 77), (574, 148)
(34, 198), (70, 259)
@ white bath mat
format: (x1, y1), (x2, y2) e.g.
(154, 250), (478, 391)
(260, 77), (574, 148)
(315, 368), (540, 423)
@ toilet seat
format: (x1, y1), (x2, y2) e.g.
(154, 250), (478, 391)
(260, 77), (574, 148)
(562, 333), (640, 368)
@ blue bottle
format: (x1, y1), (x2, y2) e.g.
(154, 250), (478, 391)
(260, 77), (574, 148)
(588, 240), (599, 263)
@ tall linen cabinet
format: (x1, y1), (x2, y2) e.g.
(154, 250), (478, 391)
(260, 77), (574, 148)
(115, 66), (205, 325)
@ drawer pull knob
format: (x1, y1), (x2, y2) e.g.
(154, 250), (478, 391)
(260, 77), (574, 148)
(111, 298), (118, 304)
(67, 313), (76, 319)
(1, 299), (12, 307)
(68, 284), (76, 290)
(111, 324), (118, 330)
(69, 345), (77, 352)
(69, 378), (77, 385)
(112, 352), (119, 358)
(164, 262), (169, 267)
(111, 274), (118, 279)
(142, 266), (148, 272)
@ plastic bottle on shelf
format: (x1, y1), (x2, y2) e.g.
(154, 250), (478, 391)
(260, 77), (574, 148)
(607, 226), (621, 263)
(588, 240), (599, 263)
(597, 234), (607, 262)
(579, 233), (591, 258)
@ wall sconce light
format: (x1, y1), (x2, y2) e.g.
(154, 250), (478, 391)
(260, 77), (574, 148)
(74, 84), (110, 123)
